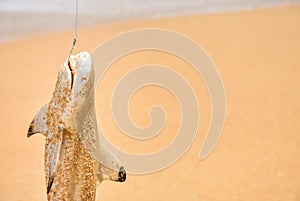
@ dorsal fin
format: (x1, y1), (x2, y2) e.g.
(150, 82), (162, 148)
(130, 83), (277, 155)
(27, 103), (49, 138)
(96, 145), (126, 184)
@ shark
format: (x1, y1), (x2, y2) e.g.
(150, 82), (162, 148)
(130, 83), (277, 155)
(27, 51), (126, 201)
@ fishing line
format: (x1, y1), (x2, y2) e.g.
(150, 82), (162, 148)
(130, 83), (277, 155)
(68, 0), (78, 63)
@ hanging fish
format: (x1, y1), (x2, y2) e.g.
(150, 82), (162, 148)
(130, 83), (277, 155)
(27, 51), (126, 200)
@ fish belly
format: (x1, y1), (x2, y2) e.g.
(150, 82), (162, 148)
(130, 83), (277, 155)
(47, 130), (97, 201)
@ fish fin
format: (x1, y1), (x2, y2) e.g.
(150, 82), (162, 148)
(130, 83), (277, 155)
(72, 95), (126, 183)
(96, 145), (126, 184)
(47, 174), (54, 194)
(45, 128), (63, 194)
(27, 103), (49, 138)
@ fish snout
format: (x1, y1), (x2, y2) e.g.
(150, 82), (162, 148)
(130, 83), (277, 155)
(118, 167), (126, 182)
(76, 51), (91, 68)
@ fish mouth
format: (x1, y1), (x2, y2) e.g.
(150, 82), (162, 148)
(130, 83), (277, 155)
(66, 52), (92, 90)
(68, 60), (75, 90)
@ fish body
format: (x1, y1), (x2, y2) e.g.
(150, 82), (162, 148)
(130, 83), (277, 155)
(28, 52), (126, 201)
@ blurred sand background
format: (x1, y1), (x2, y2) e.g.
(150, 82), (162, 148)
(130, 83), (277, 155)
(1, 0), (299, 42)
(0, 2), (300, 201)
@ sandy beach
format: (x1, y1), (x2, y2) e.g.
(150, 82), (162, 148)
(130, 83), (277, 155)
(0, 5), (299, 201)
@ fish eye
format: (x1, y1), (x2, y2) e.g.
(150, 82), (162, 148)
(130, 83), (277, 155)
(80, 91), (86, 97)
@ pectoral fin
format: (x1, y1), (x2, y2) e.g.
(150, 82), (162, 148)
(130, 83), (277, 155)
(27, 103), (49, 138)
(97, 145), (126, 183)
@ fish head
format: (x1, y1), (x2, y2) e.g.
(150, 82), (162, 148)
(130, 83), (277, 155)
(60, 51), (95, 126)
(67, 51), (98, 154)
(68, 51), (95, 113)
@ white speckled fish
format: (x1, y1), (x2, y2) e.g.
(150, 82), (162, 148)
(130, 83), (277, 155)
(27, 51), (126, 201)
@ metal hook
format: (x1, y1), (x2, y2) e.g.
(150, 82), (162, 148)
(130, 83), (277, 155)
(68, 0), (78, 64)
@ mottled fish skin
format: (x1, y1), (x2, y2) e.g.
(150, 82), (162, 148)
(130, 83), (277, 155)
(28, 52), (126, 201)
